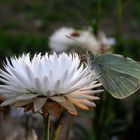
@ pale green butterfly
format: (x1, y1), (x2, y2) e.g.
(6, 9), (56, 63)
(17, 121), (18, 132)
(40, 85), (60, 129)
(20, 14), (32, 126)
(87, 51), (140, 99)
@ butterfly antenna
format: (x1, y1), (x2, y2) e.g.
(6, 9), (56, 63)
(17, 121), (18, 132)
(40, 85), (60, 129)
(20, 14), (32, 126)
(66, 35), (84, 48)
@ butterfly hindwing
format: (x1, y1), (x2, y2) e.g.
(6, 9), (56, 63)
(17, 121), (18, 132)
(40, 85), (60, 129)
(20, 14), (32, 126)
(88, 52), (140, 99)
(97, 67), (140, 98)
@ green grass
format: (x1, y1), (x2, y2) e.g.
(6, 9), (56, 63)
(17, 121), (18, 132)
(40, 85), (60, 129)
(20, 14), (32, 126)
(0, 31), (49, 57)
(0, 0), (139, 58)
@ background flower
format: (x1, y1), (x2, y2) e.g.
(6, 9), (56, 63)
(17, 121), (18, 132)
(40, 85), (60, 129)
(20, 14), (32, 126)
(49, 27), (115, 54)
(49, 27), (99, 54)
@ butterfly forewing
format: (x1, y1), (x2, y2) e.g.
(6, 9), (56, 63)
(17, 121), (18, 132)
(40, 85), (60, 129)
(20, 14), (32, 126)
(94, 54), (140, 80)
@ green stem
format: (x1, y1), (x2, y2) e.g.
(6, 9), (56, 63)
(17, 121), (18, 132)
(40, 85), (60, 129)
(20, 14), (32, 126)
(96, 0), (101, 35)
(53, 125), (61, 140)
(92, 0), (101, 36)
(52, 112), (65, 140)
(92, 91), (112, 140)
(25, 114), (29, 140)
(98, 93), (111, 140)
(44, 115), (50, 140)
(65, 115), (73, 140)
(114, 0), (123, 53)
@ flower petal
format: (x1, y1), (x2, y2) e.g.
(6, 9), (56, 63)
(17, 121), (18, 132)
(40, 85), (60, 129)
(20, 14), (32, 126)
(33, 98), (47, 112)
(50, 96), (77, 115)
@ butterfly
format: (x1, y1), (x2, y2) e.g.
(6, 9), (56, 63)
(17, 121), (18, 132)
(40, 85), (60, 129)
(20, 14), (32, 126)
(87, 51), (140, 99)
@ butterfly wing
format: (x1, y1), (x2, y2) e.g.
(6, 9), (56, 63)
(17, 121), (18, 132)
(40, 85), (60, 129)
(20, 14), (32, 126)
(97, 67), (140, 98)
(94, 54), (140, 79)
(89, 53), (140, 99)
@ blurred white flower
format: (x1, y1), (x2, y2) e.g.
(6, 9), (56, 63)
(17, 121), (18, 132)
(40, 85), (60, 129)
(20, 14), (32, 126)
(49, 27), (115, 54)
(97, 32), (115, 53)
(34, 19), (43, 29)
(49, 27), (100, 54)
(0, 52), (103, 117)
(49, 27), (75, 53)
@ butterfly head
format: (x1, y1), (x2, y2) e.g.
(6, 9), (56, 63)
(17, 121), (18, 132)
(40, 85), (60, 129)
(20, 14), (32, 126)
(86, 51), (96, 70)
(87, 50), (95, 63)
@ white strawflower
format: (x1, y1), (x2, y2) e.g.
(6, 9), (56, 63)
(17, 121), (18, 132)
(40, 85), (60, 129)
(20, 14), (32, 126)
(0, 52), (103, 117)
(49, 27), (100, 54)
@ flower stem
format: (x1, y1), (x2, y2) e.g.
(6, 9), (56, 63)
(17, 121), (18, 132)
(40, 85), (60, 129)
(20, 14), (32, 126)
(53, 125), (61, 140)
(92, 0), (101, 36)
(114, 0), (123, 53)
(52, 112), (65, 140)
(44, 115), (51, 140)
(25, 114), (29, 140)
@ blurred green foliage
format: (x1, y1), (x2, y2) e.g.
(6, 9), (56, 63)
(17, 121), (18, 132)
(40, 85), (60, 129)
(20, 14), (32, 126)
(0, 0), (139, 58)
(0, 31), (49, 57)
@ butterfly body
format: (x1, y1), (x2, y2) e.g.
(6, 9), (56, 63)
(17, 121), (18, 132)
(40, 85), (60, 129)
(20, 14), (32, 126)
(87, 51), (140, 99)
